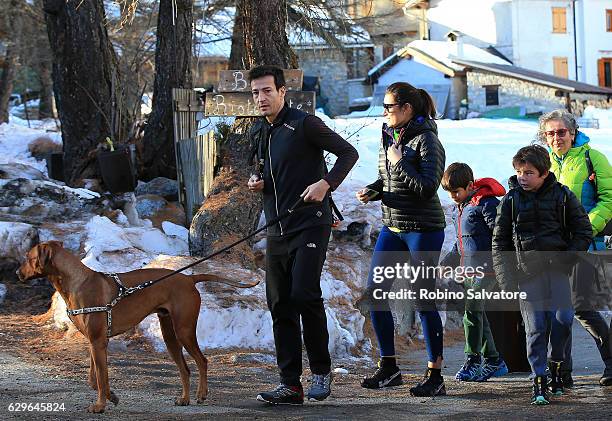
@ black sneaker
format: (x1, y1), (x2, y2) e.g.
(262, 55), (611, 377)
(256, 384), (304, 405)
(409, 369), (446, 397)
(361, 361), (403, 389)
(548, 361), (564, 396)
(531, 375), (550, 405)
(561, 371), (574, 388)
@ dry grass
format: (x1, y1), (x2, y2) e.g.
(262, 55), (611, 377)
(28, 136), (62, 159)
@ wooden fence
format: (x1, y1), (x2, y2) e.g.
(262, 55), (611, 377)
(172, 88), (215, 224)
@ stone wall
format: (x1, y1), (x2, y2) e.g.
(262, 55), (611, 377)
(570, 93), (612, 116)
(466, 70), (565, 115)
(466, 70), (612, 117)
(296, 48), (349, 116)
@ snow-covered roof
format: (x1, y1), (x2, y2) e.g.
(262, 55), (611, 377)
(405, 40), (511, 72)
(367, 40), (510, 83)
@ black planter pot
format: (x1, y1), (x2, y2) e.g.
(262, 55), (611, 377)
(46, 152), (64, 182)
(97, 146), (137, 193)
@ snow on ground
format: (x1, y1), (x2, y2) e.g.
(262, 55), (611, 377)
(0, 283), (6, 304)
(0, 121), (60, 174)
(583, 106), (612, 129)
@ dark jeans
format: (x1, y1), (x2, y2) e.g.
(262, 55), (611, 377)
(558, 249), (612, 375)
(366, 226), (444, 363)
(265, 225), (332, 387)
(518, 271), (574, 376)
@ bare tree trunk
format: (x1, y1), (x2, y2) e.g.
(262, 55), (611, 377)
(37, 59), (55, 119)
(0, 45), (18, 124)
(190, 0), (298, 259)
(139, 0), (193, 181)
(0, 0), (21, 124)
(43, 0), (128, 185)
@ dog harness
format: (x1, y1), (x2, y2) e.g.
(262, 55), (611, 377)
(66, 273), (155, 337)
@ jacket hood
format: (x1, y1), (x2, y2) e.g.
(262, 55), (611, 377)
(573, 131), (590, 148)
(383, 116), (438, 142)
(470, 177), (506, 205)
(508, 172), (557, 193)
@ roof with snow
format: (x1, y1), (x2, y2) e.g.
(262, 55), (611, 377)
(452, 59), (612, 95)
(367, 39), (510, 83)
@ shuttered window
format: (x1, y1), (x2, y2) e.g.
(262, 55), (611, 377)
(552, 7), (567, 33)
(553, 57), (569, 79)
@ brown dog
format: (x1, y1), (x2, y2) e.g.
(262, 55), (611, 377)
(17, 241), (258, 413)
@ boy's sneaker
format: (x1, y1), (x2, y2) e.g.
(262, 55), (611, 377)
(455, 355), (482, 381)
(600, 366), (612, 386)
(307, 372), (333, 401)
(409, 369), (446, 397)
(361, 361), (403, 389)
(548, 361), (564, 396)
(256, 384), (304, 405)
(477, 357), (509, 381)
(531, 375), (550, 405)
(561, 372), (574, 388)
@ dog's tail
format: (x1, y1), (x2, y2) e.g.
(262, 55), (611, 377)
(189, 274), (260, 288)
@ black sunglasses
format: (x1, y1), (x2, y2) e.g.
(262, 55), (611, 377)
(382, 103), (404, 111)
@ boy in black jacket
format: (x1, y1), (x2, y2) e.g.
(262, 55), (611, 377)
(492, 145), (592, 405)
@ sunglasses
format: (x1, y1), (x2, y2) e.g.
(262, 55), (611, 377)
(544, 129), (571, 138)
(383, 103), (403, 111)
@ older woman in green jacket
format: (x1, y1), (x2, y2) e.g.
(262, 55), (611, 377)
(538, 109), (612, 387)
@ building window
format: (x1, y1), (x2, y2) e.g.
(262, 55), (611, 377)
(346, 47), (375, 79)
(553, 57), (569, 79)
(552, 7), (567, 33)
(346, 0), (372, 19)
(484, 85), (499, 106)
(607, 9), (612, 32)
(598, 58), (612, 87)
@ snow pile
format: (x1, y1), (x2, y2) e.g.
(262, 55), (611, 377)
(582, 106), (612, 130)
(81, 216), (188, 273)
(0, 122), (59, 173)
(139, 255), (370, 358)
(0, 283), (6, 304)
(0, 221), (38, 263)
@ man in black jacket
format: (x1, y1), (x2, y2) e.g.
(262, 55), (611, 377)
(247, 65), (358, 405)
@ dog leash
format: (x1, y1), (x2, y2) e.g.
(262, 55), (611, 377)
(65, 197), (316, 336)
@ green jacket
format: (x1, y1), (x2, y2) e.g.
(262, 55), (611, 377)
(549, 132), (612, 237)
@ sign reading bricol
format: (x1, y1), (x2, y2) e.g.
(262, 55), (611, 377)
(204, 69), (315, 117)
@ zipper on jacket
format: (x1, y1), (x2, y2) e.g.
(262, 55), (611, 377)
(267, 129), (284, 235)
(457, 207), (465, 267)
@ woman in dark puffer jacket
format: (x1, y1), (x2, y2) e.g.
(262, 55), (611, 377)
(356, 82), (446, 396)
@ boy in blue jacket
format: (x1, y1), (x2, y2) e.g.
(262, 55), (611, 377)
(441, 163), (508, 382)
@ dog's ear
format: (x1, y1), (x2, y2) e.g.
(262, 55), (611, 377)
(35, 243), (55, 270)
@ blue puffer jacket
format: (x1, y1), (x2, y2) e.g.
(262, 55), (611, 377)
(441, 178), (506, 273)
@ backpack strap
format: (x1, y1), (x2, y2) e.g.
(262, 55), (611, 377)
(585, 149), (597, 191)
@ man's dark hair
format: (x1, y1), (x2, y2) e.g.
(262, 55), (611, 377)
(441, 162), (474, 191)
(248, 65), (286, 89)
(512, 145), (551, 176)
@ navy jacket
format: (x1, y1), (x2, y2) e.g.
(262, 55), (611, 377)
(441, 177), (506, 272)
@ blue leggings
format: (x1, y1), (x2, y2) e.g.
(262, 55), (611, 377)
(367, 226), (445, 363)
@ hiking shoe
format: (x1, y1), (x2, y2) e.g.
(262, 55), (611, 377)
(361, 361), (403, 389)
(256, 384), (304, 405)
(409, 369), (446, 397)
(455, 355), (482, 381)
(531, 375), (550, 405)
(600, 370), (612, 386)
(477, 357), (509, 381)
(548, 361), (564, 396)
(561, 371), (574, 388)
(307, 372), (333, 401)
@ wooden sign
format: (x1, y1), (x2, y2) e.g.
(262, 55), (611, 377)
(217, 69), (303, 92)
(204, 91), (315, 116)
